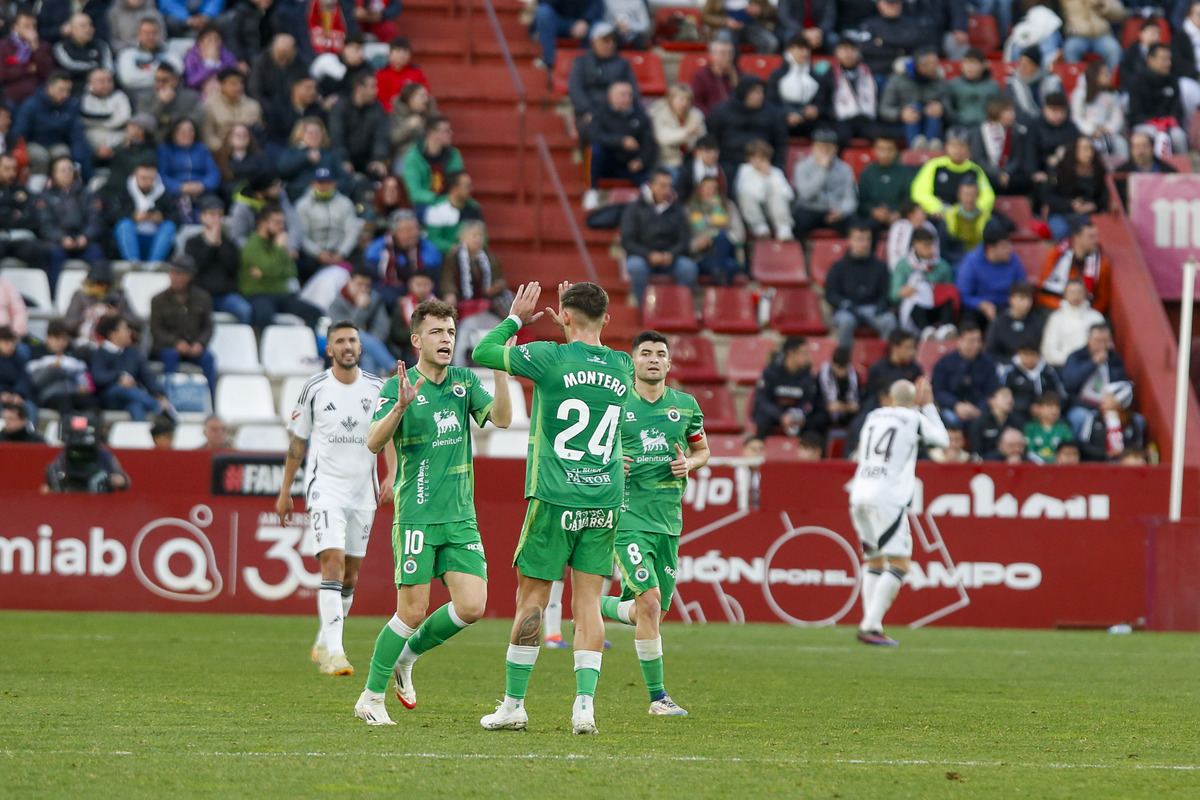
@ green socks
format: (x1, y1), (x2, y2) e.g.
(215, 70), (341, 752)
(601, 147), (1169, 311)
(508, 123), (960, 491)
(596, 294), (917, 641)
(504, 644), (540, 700)
(635, 637), (665, 701)
(574, 650), (602, 697)
(365, 615), (415, 694)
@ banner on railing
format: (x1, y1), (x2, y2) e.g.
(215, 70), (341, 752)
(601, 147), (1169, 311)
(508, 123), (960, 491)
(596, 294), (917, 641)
(1128, 173), (1200, 300)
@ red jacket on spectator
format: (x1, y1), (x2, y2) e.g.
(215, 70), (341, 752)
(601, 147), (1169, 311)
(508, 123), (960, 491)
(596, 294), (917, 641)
(691, 64), (738, 116)
(377, 64), (430, 113)
(307, 0), (349, 56)
(0, 35), (54, 105)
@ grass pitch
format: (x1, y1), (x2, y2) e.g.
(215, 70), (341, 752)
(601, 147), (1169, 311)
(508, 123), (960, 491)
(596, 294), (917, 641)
(2, 612), (1198, 799)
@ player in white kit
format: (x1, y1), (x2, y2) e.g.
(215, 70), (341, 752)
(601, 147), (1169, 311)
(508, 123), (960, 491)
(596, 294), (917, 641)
(276, 321), (394, 675)
(849, 377), (948, 647)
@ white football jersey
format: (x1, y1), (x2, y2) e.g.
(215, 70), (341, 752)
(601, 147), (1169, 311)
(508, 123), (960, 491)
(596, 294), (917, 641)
(288, 368), (386, 510)
(850, 404), (949, 509)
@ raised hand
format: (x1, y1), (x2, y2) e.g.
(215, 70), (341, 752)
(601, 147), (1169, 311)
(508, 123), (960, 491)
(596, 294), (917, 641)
(395, 367), (425, 412)
(510, 282), (545, 326)
(544, 280), (571, 334)
(669, 443), (691, 478)
(915, 376), (934, 407)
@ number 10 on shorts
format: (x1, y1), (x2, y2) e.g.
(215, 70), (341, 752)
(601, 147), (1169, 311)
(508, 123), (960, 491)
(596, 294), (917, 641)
(404, 529), (425, 556)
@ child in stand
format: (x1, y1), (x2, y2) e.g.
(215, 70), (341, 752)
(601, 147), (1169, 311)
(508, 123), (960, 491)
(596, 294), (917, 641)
(890, 228), (957, 340)
(734, 139), (794, 240)
(1023, 390), (1074, 463)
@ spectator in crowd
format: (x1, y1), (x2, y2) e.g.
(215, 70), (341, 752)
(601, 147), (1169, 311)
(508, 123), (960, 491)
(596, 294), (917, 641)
(247, 33), (310, 114)
(752, 337), (828, 440)
(327, 268), (394, 375)
(1060, 0), (1124, 71)
(311, 32), (371, 99)
(1041, 277), (1105, 367)
(909, 0), (969, 60)
(183, 23), (237, 92)
(932, 322), (997, 428)
(389, 82), (435, 166)
(425, 171), (483, 256)
(0, 154), (39, 265)
(1021, 92), (1080, 203)
(229, 173), (303, 252)
(146, 63), (204, 139)
(295, 166), (363, 280)
(80, 68), (131, 162)
(816, 345), (860, 429)
(690, 37), (739, 115)
(1075, 387), (1148, 461)
(886, 198), (937, 270)
(968, 95), (1027, 194)
(797, 431), (824, 460)
(825, 221), (896, 347)
(202, 413), (230, 449)
(701, 0), (778, 54)
(1038, 216), (1111, 313)
(1061, 321), (1134, 437)
(735, 139), (794, 241)
(776, 0), (834, 52)
(114, 18), (182, 109)
(927, 423), (974, 463)
(34, 156), (105, 289)
(1003, 339), (1066, 420)
(825, 39), (881, 144)
(1116, 130), (1178, 175)
(1043, 137), (1109, 241)
(985, 426), (1036, 463)
(157, 118), (221, 207)
(26, 318), (97, 416)
(861, 330), (922, 416)
(201, 68), (262, 155)
(352, 0), (402, 45)
(1070, 60), (1127, 159)
(0, 401), (42, 443)
(1055, 439), (1082, 463)
(620, 168), (698, 305)
(1006, 46), (1064, 127)
(688, 174), (746, 284)
(986, 281), (1046, 361)
(967, 384), (1021, 457)
(605, 0), (652, 50)
(442, 220), (507, 307)
(328, 72), (389, 178)
(53, 12), (112, 92)
(790, 127), (856, 239)
(1120, 14), (1160, 82)
(675, 134), (726, 201)
(376, 37), (429, 113)
(880, 47), (950, 150)
(857, 137), (911, 235)
(709, 76), (788, 189)
(400, 114), (464, 217)
(0, 10), (54, 106)
(533, 0), (604, 73)
(368, 174), (412, 233)
(955, 223), (1027, 329)
(160, 0), (226, 38)
(911, 126), (994, 218)
(150, 414), (175, 448)
(386, 271), (435, 365)
(239, 205), (322, 330)
(0, 324), (31, 404)
(1173, 3), (1200, 118)
(12, 71), (91, 178)
(1021, 389), (1072, 463)
(107, 161), (180, 267)
(149, 256), (216, 393)
(91, 314), (169, 421)
(941, 177), (991, 263)
(213, 123), (269, 193)
(278, 116), (349, 200)
(363, 209), (442, 306)
(568, 22), (640, 127)
(649, 84), (706, 177)
(63, 261), (142, 349)
(219, 0), (279, 66)
(186, 195), (252, 325)
(1128, 43), (1188, 154)
(767, 35), (825, 138)
(0, 275), (26, 338)
(948, 48), (1001, 129)
(891, 227), (957, 339)
(859, 0), (926, 77)
(584, 80), (657, 210)
(108, 0), (166, 54)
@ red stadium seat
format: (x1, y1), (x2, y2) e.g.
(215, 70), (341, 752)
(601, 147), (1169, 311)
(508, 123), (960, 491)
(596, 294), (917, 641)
(643, 285), (699, 332)
(692, 385), (742, 433)
(726, 335), (778, 385)
(940, 59), (963, 81)
(852, 338), (888, 374)
(842, 147), (874, 180)
(807, 238), (848, 287)
(668, 334), (724, 383)
(763, 435), (803, 462)
(768, 288), (827, 336)
(968, 14), (1000, 55)
(676, 53), (710, 85)
(627, 51), (668, 96)
(705, 433), (745, 458)
(655, 7), (708, 51)
(989, 59), (1017, 89)
(916, 340), (958, 377)
(752, 239), (807, 286)
(737, 54), (783, 81)
(994, 195), (1037, 239)
(702, 286), (761, 334)
(1166, 154), (1193, 174)
(805, 336), (837, 367)
(900, 149), (937, 168)
(785, 144), (811, 177)
(1013, 241), (1051, 283)
(1052, 62), (1085, 95)
(552, 49), (581, 95)
(1121, 15), (1170, 48)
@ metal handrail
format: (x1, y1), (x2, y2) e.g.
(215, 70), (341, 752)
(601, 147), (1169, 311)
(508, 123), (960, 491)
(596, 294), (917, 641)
(478, 0), (528, 202)
(535, 133), (599, 284)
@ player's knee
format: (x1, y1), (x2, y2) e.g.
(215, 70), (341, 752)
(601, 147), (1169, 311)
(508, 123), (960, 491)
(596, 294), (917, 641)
(637, 591), (662, 619)
(454, 594), (487, 623)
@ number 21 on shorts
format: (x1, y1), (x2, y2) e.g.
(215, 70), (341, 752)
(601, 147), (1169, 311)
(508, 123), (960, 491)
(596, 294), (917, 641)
(403, 529), (425, 556)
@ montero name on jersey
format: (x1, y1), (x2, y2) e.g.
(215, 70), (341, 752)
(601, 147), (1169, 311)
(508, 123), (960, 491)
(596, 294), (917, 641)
(562, 370), (629, 396)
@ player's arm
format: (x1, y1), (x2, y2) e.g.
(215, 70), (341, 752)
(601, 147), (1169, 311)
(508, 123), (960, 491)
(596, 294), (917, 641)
(367, 365), (424, 454)
(489, 369), (512, 429)
(276, 433), (306, 525)
(670, 436), (710, 478)
(379, 439), (398, 505)
(471, 282), (543, 373)
(915, 377), (950, 448)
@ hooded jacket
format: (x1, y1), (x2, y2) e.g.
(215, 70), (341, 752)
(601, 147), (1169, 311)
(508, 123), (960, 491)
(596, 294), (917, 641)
(1001, 354), (1065, 417)
(108, 0), (167, 53)
(11, 87), (91, 171)
(879, 60), (952, 123)
(707, 77), (788, 171)
(294, 188), (363, 258)
(619, 183), (690, 259)
(955, 244), (1028, 313)
(567, 50), (640, 118)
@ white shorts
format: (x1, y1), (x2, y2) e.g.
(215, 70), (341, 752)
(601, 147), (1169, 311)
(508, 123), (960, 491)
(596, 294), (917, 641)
(850, 503), (912, 559)
(301, 507), (374, 558)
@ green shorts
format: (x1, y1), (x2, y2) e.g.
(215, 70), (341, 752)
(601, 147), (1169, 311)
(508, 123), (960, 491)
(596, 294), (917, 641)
(514, 498), (619, 580)
(615, 530), (679, 610)
(392, 519), (488, 586)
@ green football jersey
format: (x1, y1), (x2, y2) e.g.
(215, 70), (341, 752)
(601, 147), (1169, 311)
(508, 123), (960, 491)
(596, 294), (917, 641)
(373, 366), (494, 523)
(473, 317), (634, 508)
(619, 386), (706, 536)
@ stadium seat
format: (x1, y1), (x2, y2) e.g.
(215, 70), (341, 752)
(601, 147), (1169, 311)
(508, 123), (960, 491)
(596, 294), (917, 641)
(900, 149), (937, 168)
(259, 325), (320, 378)
(808, 239), (848, 287)
(852, 338), (888, 374)
(214, 374), (278, 426)
(674, 53), (710, 85)
(705, 433), (744, 458)
(690, 384), (742, 433)
(551, 49), (581, 95)
(842, 148), (874, 180)
(485, 429), (530, 458)
(726, 335), (777, 385)
(989, 58), (1017, 88)
(627, 52), (667, 96)
(1052, 62), (1085, 95)
(702, 286), (761, 333)
(916, 339), (957, 377)
(233, 423), (290, 452)
(994, 196), (1036, 239)
(277, 375), (310, 423)
(162, 373), (212, 418)
(1121, 15), (1170, 47)
(1013, 241), (1050, 283)
(667, 334), (723, 383)
(968, 14), (1000, 54)
(940, 59), (962, 81)
(121, 271), (171, 319)
(173, 422), (206, 449)
(768, 288), (826, 336)
(108, 420), (154, 449)
(736, 54), (782, 81)
(210, 323), (264, 374)
(42, 418), (61, 446)
(763, 435), (803, 462)
(752, 240), (807, 287)
(785, 145), (811, 178)
(54, 269), (87, 314)
(804, 336), (837, 368)
(643, 285), (700, 333)
(655, 6), (708, 51)
(1166, 154), (1193, 174)
(1, 266), (52, 314)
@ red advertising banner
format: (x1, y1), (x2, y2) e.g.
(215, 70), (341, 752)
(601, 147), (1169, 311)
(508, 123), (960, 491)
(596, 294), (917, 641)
(1, 446), (1197, 629)
(1127, 173), (1200, 301)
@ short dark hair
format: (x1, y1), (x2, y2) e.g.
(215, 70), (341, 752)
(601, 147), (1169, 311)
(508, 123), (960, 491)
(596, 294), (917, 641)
(1057, 440), (1080, 454)
(959, 319), (982, 336)
(350, 267), (373, 281)
(410, 299), (458, 333)
(1089, 321), (1112, 336)
(898, 198), (921, 218)
(911, 228), (936, 245)
(1017, 337), (1042, 353)
(963, 47), (986, 62)
(217, 67), (243, 83)
(887, 329), (915, 347)
(695, 135), (719, 151)
(155, 61), (179, 77)
(327, 320), (360, 337)
(446, 170), (470, 191)
(0, 325), (13, 340)
(983, 224), (1011, 247)
(389, 36), (411, 51)
(1035, 390), (1062, 407)
(847, 219), (873, 236)
(799, 432), (824, 451)
(1043, 91), (1068, 108)
(1009, 281), (1034, 298)
(1149, 42), (1171, 58)
(426, 114), (450, 131)
(47, 70), (72, 86)
(3, 401), (28, 421)
(350, 70), (375, 91)
(831, 345), (852, 367)
(782, 336), (808, 354)
(786, 32), (811, 50)
(561, 282), (609, 322)
(651, 167), (674, 182)
(985, 95), (1015, 121)
(47, 318), (70, 338)
(95, 315), (125, 341)
(632, 330), (669, 352)
(1141, 15), (1163, 30)
(1069, 215), (1095, 236)
(255, 203), (282, 226)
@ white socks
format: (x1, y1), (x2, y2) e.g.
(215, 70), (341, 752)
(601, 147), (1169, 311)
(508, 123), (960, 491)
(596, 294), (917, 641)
(616, 599), (635, 625)
(634, 637), (663, 662)
(860, 567), (882, 630)
(388, 613), (417, 639)
(317, 584), (355, 650)
(544, 580), (564, 638)
(318, 581), (345, 656)
(862, 566), (905, 632)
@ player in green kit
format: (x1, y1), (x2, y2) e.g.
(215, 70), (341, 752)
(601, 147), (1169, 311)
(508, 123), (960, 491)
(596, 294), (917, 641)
(472, 281), (633, 735)
(602, 331), (709, 716)
(353, 300), (513, 726)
